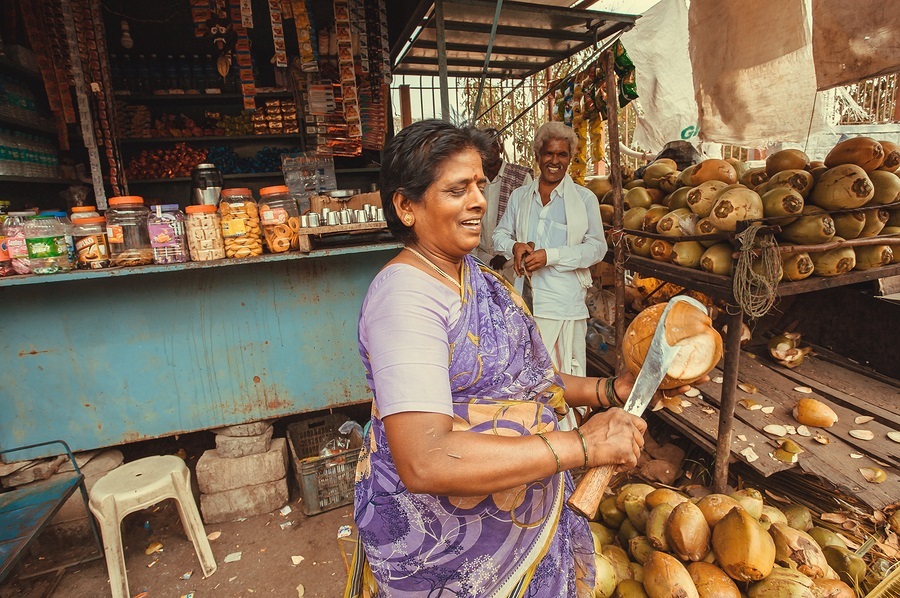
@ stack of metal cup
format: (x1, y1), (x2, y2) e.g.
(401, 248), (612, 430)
(299, 204), (386, 228)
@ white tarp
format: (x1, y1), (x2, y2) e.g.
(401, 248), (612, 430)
(620, 0), (698, 153)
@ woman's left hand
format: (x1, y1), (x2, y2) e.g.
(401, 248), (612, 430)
(613, 370), (711, 409)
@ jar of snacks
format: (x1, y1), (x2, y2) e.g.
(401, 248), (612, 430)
(258, 185), (300, 253)
(5, 210), (34, 274)
(185, 205), (226, 261)
(72, 216), (110, 269)
(148, 204), (189, 264)
(219, 188), (263, 259)
(106, 196), (153, 266)
(70, 206), (101, 221)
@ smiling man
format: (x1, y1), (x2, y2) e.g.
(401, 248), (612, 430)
(493, 121), (607, 429)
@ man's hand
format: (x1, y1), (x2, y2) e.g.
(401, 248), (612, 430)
(489, 255), (508, 271)
(512, 242), (534, 277)
(522, 249), (547, 273)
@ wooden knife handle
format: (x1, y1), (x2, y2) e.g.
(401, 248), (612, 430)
(567, 463), (615, 518)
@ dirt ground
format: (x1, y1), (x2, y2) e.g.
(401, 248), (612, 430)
(1, 416), (365, 598)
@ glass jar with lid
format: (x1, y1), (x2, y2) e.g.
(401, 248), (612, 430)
(258, 185), (300, 253)
(5, 210), (35, 274)
(106, 195), (153, 266)
(148, 204), (189, 264)
(73, 216), (110, 269)
(185, 205), (226, 261)
(25, 214), (71, 274)
(219, 187), (263, 259)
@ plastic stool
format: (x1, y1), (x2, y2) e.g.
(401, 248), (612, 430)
(88, 455), (217, 598)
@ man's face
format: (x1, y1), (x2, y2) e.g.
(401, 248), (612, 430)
(538, 138), (571, 185)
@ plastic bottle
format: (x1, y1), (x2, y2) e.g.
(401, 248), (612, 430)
(148, 54), (163, 92)
(178, 54), (191, 90)
(164, 55), (178, 90)
(203, 54), (218, 91)
(191, 54), (204, 92)
(25, 214), (71, 274)
(5, 210), (32, 274)
(121, 55), (135, 93)
(258, 186), (301, 253)
(136, 55), (149, 93)
(0, 207), (12, 276)
(43, 211), (76, 264)
(106, 195), (153, 266)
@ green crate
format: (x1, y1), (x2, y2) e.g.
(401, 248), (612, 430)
(286, 415), (362, 516)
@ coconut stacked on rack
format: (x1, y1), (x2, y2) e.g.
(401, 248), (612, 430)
(593, 137), (900, 279)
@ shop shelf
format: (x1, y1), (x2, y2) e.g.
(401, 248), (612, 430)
(0, 113), (56, 134)
(0, 174), (79, 185)
(119, 133), (301, 144)
(113, 90), (292, 102)
(0, 56), (41, 81)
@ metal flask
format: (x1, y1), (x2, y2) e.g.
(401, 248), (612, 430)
(190, 163), (223, 206)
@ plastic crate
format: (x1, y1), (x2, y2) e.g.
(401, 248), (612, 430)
(286, 414), (362, 516)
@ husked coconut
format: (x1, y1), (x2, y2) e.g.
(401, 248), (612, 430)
(877, 140), (900, 172)
(810, 165), (875, 210)
(779, 205), (836, 245)
(621, 300), (723, 389)
(810, 240), (856, 276)
(642, 204), (670, 232)
(868, 170), (900, 204)
(766, 149), (809, 177)
(832, 211), (867, 239)
(740, 167), (769, 189)
(854, 244), (893, 270)
(781, 250), (815, 281)
(824, 137), (885, 172)
(691, 159), (738, 186)
(858, 208), (889, 237)
(700, 243), (734, 275)
(650, 239), (675, 262)
(767, 169), (814, 198)
(793, 398), (838, 427)
(657, 208), (699, 237)
(761, 187), (804, 224)
(687, 180), (731, 217)
(709, 187), (764, 231)
(672, 241), (705, 268)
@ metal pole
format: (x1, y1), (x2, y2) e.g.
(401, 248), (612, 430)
(604, 49), (626, 375)
(435, 0), (451, 122)
(714, 309), (743, 493)
(471, 0), (504, 125)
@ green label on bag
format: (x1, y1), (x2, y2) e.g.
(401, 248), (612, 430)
(26, 235), (66, 259)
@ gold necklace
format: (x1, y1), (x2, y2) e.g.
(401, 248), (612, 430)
(404, 246), (462, 292)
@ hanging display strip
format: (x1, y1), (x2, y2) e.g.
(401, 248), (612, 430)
(239, 0), (254, 28)
(192, 0), (212, 37)
(334, 0), (360, 139)
(41, 0), (79, 125)
(84, 0), (124, 196)
(230, 0), (256, 109)
(17, 1), (69, 133)
(58, 0), (107, 208)
(268, 0), (288, 67)
(349, 0), (368, 74)
(290, 0), (318, 72)
(376, 0), (391, 84)
(280, 0), (293, 19)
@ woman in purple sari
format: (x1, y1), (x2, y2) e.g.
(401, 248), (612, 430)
(346, 120), (649, 598)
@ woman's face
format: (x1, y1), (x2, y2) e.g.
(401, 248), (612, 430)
(407, 148), (487, 259)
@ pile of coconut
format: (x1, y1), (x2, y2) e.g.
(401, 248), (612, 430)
(587, 480), (900, 598)
(589, 137), (900, 279)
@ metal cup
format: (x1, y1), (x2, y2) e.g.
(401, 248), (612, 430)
(308, 212), (320, 227)
(339, 210), (351, 225)
(322, 207), (331, 223)
(300, 215), (309, 228)
(326, 211), (339, 226)
(355, 209), (368, 223)
(376, 208), (385, 222)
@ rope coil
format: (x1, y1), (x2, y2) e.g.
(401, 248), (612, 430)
(733, 223), (782, 319)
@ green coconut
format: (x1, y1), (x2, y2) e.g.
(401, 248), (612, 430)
(868, 170), (900, 205)
(831, 211), (867, 239)
(882, 227), (900, 263)
(779, 205), (835, 245)
(650, 239), (675, 262)
(766, 149), (810, 177)
(659, 171), (682, 195)
(618, 518), (641, 546)
(712, 507), (776, 582)
(807, 527), (848, 551)
(761, 187), (804, 224)
(747, 566), (816, 598)
(600, 496), (627, 528)
(822, 545), (866, 586)
(666, 186), (692, 210)
(624, 495), (651, 533)
(769, 523), (833, 579)
(624, 206), (649, 230)
(741, 167), (770, 189)
(604, 544), (635, 585)
(877, 140), (900, 172)
(824, 137), (885, 172)
(858, 208), (889, 237)
(680, 165), (697, 187)
(810, 165), (874, 210)
(595, 553), (620, 598)
(642, 204), (671, 232)
(625, 179), (647, 190)
(700, 243), (735, 276)
(646, 503), (674, 551)
(614, 579), (650, 598)
(854, 244), (893, 270)
(645, 488), (689, 510)
(767, 169), (814, 198)
(600, 203), (615, 224)
(696, 217), (721, 247)
(759, 505), (789, 530)
(709, 187), (764, 231)
(627, 235), (654, 258)
(665, 500), (711, 562)
(696, 494), (744, 527)
(629, 535), (656, 565)
(687, 180), (732, 217)
(687, 562), (741, 598)
(625, 187), (655, 210)
(672, 241), (705, 268)
(781, 250), (815, 281)
(644, 162), (677, 189)
(643, 551), (700, 598)
(781, 504), (814, 531)
(729, 488), (764, 519)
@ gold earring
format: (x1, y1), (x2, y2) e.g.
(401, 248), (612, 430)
(403, 214), (413, 225)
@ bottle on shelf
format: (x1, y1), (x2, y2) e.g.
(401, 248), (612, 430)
(0, 209), (12, 276)
(25, 214), (71, 274)
(148, 54), (163, 93)
(136, 55), (149, 94)
(203, 54), (218, 92)
(178, 54), (192, 91)
(5, 210), (33, 274)
(191, 54), (205, 93)
(121, 54), (135, 93)
(164, 54), (178, 91)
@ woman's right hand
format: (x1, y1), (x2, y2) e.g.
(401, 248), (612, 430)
(579, 408), (647, 471)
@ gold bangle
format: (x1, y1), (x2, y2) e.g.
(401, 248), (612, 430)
(606, 376), (620, 407)
(575, 428), (589, 468)
(594, 377), (606, 408)
(536, 433), (560, 475)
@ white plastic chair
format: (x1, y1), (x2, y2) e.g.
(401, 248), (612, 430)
(88, 455), (217, 598)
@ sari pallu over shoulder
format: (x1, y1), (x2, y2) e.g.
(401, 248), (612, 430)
(346, 257), (595, 598)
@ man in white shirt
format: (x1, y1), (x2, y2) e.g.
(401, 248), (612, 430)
(493, 122), (607, 422)
(473, 128), (533, 278)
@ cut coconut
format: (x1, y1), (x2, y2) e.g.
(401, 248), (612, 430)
(860, 468), (887, 484)
(854, 416), (874, 424)
(850, 454), (864, 459)
(701, 407), (715, 415)
(712, 376), (723, 384)
(739, 398), (761, 410)
(888, 432), (900, 443)
(849, 430), (875, 440)
(796, 426), (812, 437)
(738, 382), (758, 394)
(761, 406), (775, 414)
(813, 434), (830, 444)
(737, 434), (747, 441)
(784, 425), (797, 435)
(684, 387), (701, 398)
(764, 424), (788, 436)
(794, 386), (813, 394)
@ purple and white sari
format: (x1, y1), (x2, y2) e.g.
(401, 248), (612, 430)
(346, 255), (595, 597)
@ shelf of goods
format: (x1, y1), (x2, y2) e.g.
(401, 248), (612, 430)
(0, 242), (401, 453)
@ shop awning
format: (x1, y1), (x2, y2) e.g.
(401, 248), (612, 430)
(391, 0), (638, 79)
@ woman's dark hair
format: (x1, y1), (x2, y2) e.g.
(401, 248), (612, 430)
(380, 119), (493, 243)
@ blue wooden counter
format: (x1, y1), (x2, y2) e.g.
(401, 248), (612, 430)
(1, 242), (401, 454)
